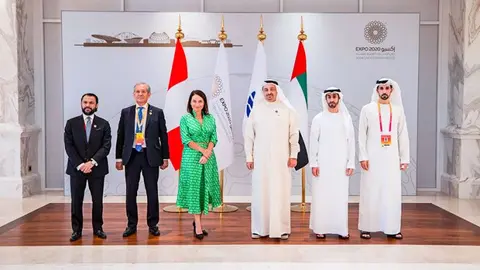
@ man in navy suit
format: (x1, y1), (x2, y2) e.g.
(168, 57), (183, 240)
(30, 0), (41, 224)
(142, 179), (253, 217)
(64, 93), (111, 242)
(116, 82), (169, 237)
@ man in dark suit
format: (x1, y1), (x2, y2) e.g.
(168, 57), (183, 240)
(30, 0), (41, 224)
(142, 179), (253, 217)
(64, 93), (111, 242)
(116, 82), (169, 237)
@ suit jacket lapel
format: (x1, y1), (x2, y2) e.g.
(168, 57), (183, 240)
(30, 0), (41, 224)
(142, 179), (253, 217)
(78, 116), (87, 145)
(87, 116), (98, 143)
(145, 103), (153, 131)
(129, 106), (136, 134)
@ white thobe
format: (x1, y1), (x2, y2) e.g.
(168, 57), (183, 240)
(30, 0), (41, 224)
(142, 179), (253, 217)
(244, 100), (300, 238)
(358, 102), (409, 234)
(308, 112), (355, 236)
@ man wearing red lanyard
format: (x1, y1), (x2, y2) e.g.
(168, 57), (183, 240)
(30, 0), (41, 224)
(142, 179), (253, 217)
(357, 78), (410, 240)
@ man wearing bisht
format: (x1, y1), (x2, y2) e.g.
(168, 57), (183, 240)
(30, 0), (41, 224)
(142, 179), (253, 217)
(244, 80), (300, 240)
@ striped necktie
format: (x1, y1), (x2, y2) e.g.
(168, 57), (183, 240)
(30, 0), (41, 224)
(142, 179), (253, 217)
(135, 107), (144, 152)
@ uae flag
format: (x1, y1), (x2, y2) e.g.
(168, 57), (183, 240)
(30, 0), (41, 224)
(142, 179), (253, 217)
(164, 38), (189, 171)
(287, 40), (309, 171)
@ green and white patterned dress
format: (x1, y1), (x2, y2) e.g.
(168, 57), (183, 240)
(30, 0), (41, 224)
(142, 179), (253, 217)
(176, 112), (222, 214)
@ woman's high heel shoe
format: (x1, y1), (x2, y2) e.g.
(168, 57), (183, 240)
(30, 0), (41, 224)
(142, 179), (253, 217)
(193, 221), (208, 236)
(192, 221), (204, 240)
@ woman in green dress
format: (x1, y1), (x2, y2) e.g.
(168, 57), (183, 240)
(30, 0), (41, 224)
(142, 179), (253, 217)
(176, 90), (222, 240)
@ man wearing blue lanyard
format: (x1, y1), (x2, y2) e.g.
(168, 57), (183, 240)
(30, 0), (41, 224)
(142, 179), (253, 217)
(116, 82), (169, 237)
(357, 78), (410, 240)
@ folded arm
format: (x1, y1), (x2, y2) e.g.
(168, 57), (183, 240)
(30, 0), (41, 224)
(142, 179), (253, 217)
(180, 116), (205, 154)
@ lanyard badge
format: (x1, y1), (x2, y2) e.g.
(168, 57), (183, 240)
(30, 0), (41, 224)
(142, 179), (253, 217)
(135, 110), (146, 146)
(378, 102), (392, 147)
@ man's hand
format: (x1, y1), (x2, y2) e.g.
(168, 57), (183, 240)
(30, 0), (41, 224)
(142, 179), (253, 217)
(81, 161), (94, 174)
(246, 162), (254, 170)
(400, 163), (408, 171)
(78, 163), (85, 172)
(346, 168), (354, 176)
(360, 160), (369, 171)
(160, 160), (169, 170)
(312, 167), (319, 177)
(115, 161), (123, 171)
(288, 158), (297, 168)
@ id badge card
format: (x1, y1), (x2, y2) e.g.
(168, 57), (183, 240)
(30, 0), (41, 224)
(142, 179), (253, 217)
(381, 134), (391, 147)
(135, 133), (145, 145)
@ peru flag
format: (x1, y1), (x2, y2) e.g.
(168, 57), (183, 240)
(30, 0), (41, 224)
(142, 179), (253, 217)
(164, 38), (189, 171)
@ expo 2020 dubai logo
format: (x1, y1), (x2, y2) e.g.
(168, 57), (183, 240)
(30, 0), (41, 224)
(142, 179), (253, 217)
(211, 75), (223, 98)
(364, 20), (388, 44)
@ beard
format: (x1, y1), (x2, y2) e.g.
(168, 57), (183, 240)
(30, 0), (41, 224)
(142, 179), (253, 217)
(82, 107), (97, 115)
(328, 102), (338, 108)
(380, 93), (389, 100)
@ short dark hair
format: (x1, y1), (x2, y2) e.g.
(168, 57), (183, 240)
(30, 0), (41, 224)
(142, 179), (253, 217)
(187, 90), (209, 115)
(81, 93), (98, 104)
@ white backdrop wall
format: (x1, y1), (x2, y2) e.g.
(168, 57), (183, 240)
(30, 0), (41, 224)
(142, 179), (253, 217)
(40, 0), (441, 191)
(61, 12), (419, 196)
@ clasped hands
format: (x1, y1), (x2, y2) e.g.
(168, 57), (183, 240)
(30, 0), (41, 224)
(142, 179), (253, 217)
(79, 161), (94, 174)
(246, 158), (297, 170)
(199, 148), (212, 164)
(115, 160), (169, 171)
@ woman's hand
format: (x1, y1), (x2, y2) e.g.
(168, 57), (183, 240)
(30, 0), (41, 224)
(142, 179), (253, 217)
(203, 148), (212, 159)
(199, 156), (208, 164)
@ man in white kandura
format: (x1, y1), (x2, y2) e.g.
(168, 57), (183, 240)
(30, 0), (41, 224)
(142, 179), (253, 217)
(309, 87), (355, 239)
(358, 78), (409, 240)
(244, 80), (300, 240)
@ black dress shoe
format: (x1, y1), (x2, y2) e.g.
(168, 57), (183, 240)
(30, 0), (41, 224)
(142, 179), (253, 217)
(149, 226), (160, 236)
(94, 229), (107, 239)
(70, 231), (82, 242)
(122, 227), (137, 237)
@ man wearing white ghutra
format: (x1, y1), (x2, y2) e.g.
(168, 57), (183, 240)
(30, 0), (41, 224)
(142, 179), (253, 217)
(357, 78), (410, 240)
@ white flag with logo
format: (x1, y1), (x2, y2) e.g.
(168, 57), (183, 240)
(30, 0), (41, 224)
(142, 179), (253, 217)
(210, 42), (234, 171)
(243, 41), (267, 135)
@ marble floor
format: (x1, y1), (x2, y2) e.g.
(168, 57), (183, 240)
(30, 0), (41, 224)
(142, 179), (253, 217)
(0, 263), (479, 270)
(0, 191), (479, 269)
